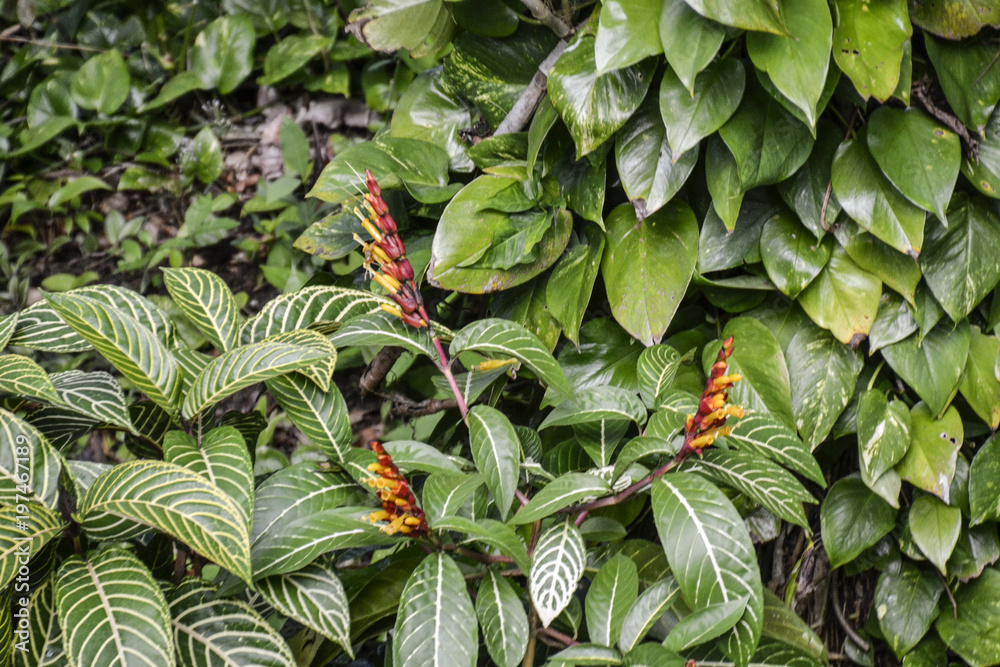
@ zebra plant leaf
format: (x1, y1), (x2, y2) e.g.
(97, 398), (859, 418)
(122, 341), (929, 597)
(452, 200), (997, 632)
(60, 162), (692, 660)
(240, 285), (389, 343)
(329, 310), (442, 358)
(44, 292), (182, 415)
(0, 354), (60, 404)
(0, 312), (17, 351)
(476, 570), (529, 667)
(12, 576), (65, 667)
(393, 553), (478, 667)
(78, 460), (252, 583)
(0, 502), (63, 590)
(50, 370), (134, 432)
(450, 318), (573, 398)
(164, 426), (253, 526)
(162, 267), (242, 351)
(182, 329), (335, 419)
(718, 411), (825, 485)
(172, 348), (213, 398)
(468, 405), (520, 521)
(0, 409), (62, 509)
(618, 576), (682, 653)
(586, 554), (639, 647)
(256, 562), (353, 657)
(12, 285), (175, 352)
(511, 472), (611, 525)
(266, 374), (352, 462)
(530, 519), (586, 627)
(267, 328), (338, 392)
(170, 580), (295, 667)
(637, 344), (686, 409)
(55, 546), (173, 667)
(652, 473), (764, 667)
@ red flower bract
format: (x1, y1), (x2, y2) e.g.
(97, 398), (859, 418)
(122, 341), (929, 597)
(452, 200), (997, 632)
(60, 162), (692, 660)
(676, 336), (745, 461)
(365, 441), (429, 537)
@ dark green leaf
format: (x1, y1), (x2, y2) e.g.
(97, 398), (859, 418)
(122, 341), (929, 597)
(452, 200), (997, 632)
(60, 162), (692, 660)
(874, 563), (943, 659)
(546, 225), (605, 346)
(391, 70), (475, 173)
(882, 322), (971, 417)
(659, 0), (725, 92)
(476, 572), (528, 667)
(722, 318), (795, 429)
(663, 596), (749, 652)
(586, 554), (639, 647)
(660, 59), (745, 157)
(510, 473), (610, 525)
(468, 405), (520, 521)
(775, 120), (842, 239)
(191, 16), (256, 94)
(909, 493), (961, 574)
(760, 210), (830, 299)
(821, 477), (897, 568)
(833, 217), (922, 303)
(832, 0), (912, 101)
(936, 566), (1000, 667)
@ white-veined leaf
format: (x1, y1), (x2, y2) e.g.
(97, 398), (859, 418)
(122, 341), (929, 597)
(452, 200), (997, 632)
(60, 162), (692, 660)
(12, 576), (65, 667)
(164, 426), (253, 526)
(663, 595), (750, 652)
(586, 554), (639, 647)
(421, 472), (486, 523)
(718, 411), (825, 486)
(239, 285), (388, 343)
(0, 409), (62, 509)
(266, 374), (352, 462)
(330, 310), (442, 358)
(0, 312), (17, 351)
(637, 344), (686, 408)
(539, 386), (648, 429)
(469, 405), (520, 521)
(432, 515), (531, 572)
(170, 580), (295, 667)
(24, 406), (97, 451)
(55, 546), (173, 667)
(266, 328), (338, 392)
(381, 440), (465, 475)
(163, 267), (242, 351)
(182, 330), (335, 418)
(0, 502), (63, 590)
(450, 318), (573, 397)
(613, 435), (680, 481)
(681, 449), (815, 528)
(50, 370), (134, 432)
(530, 519), (586, 627)
(393, 553), (478, 667)
(476, 571), (528, 667)
(0, 354), (60, 403)
(511, 473), (611, 525)
(12, 285), (174, 352)
(78, 460), (252, 583)
(652, 473), (764, 667)
(257, 562), (353, 657)
(618, 576), (682, 653)
(45, 292), (182, 414)
(548, 644), (622, 664)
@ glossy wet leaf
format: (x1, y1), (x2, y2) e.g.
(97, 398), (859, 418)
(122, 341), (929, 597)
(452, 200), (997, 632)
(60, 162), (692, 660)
(874, 563), (943, 658)
(909, 493), (961, 574)
(798, 244), (881, 345)
(476, 572), (528, 667)
(920, 194), (1000, 321)
(746, 0), (831, 127)
(925, 34), (1000, 135)
(867, 107), (961, 225)
(546, 225), (605, 346)
(682, 0), (785, 34)
(821, 477), (897, 568)
(705, 135), (745, 230)
(833, 218), (922, 303)
(960, 328), (1000, 429)
(616, 97), (698, 220)
(896, 403), (963, 502)
(660, 59), (745, 157)
(586, 554), (639, 647)
(70, 49), (129, 115)
(832, 0), (911, 101)
(775, 120), (842, 239)
(468, 405), (520, 521)
(857, 390), (912, 482)
(259, 34), (332, 85)
(391, 70), (475, 173)
(429, 176), (571, 292)
(785, 324), (862, 449)
(936, 566), (1000, 667)
(659, 0), (724, 92)
(602, 202), (698, 346)
(191, 15), (256, 94)
(664, 596), (749, 652)
(719, 76), (814, 190)
(548, 34), (656, 158)
(618, 577), (682, 652)
(882, 321), (971, 417)
(759, 210), (830, 299)
(652, 473), (763, 667)
(832, 130), (926, 256)
(349, 0), (454, 59)
(970, 434), (1000, 525)
(595, 0), (663, 73)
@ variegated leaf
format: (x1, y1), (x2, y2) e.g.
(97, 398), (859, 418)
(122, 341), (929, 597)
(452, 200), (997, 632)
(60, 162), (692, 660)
(65, 460), (112, 499)
(637, 344), (686, 408)
(540, 386), (648, 429)
(653, 473), (763, 667)
(44, 293), (182, 414)
(267, 329), (338, 392)
(530, 520), (586, 627)
(329, 310), (440, 358)
(126, 401), (176, 457)
(393, 553), (478, 667)
(13, 576), (66, 667)
(172, 348), (213, 398)
(257, 562), (352, 656)
(0, 354), (60, 403)
(25, 406), (96, 451)
(182, 330), (335, 419)
(0, 585), (10, 664)
(477, 571), (528, 667)
(170, 580), (295, 667)
(431, 515), (531, 572)
(586, 554), (639, 647)
(681, 449), (816, 528)
(0, 312), (18, 351)
(164, 426), (253, 526)
(421, 472), (486, 523)
(239, 285), (388, 344)
(618, 576), (682, 653)
(55, 546), (174, 667)
(266, 374), (352, 462)
(469, 405), (520, 521)
(0, 502), (63, 590)
(0, 409), (62, 509)
(450, 318), (573, 397)
(79, 460), (251, 583)
(50, 370), (133, 432)
(12, 285), (174, 352)
(163, 267), (242, 351)
(511, 473), (611, 525)
(718, 411), (825, 486)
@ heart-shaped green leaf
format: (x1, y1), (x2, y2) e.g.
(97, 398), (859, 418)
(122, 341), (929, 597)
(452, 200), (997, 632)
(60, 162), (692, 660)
(798, 245), (882, 345)
(660, 59), (745, 157)
(832, 0), (912, 101)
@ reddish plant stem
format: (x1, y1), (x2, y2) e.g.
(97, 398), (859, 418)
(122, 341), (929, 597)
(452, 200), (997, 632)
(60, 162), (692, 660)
(515, 489), (531, 507)
(538, 626), (579, 648)
(561, 458), (680, 519)
(431, 333), (469, 424)
(441, 543), (516, 565)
